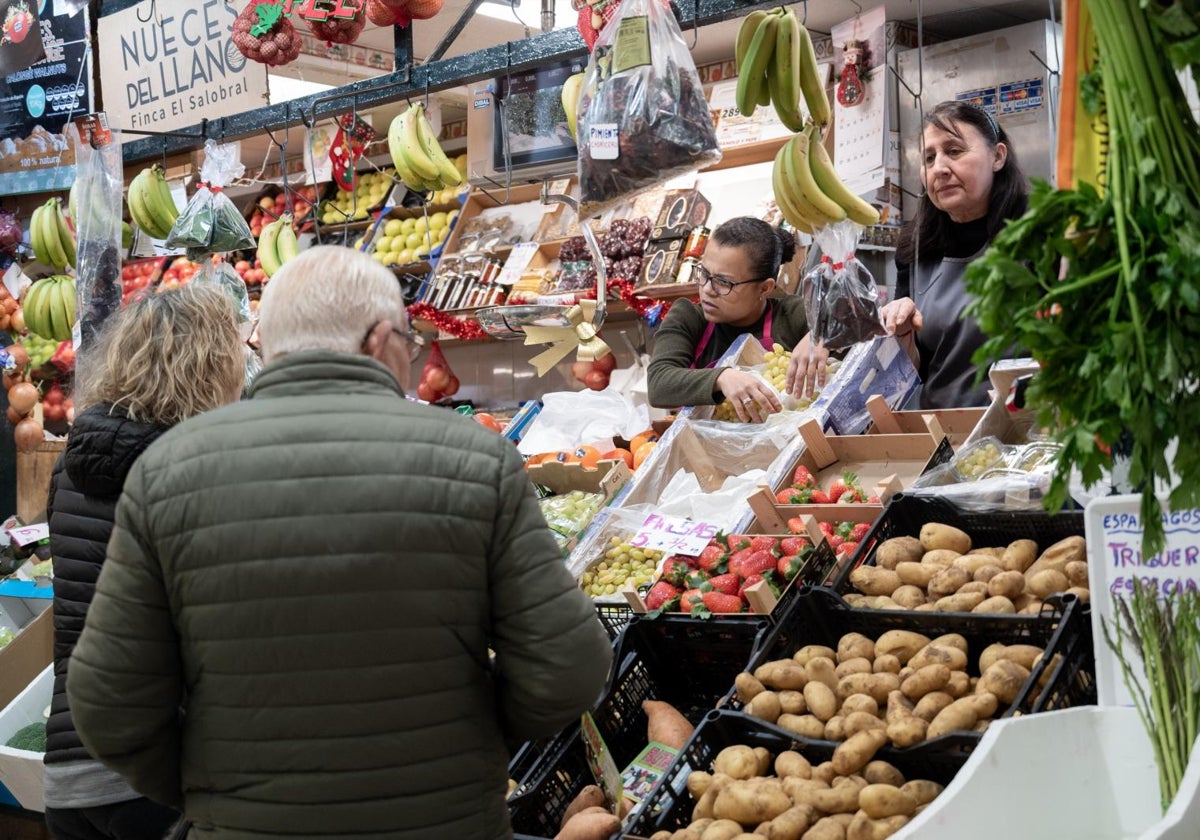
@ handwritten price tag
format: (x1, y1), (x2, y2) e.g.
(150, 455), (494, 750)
(497, 242), (539, 286)
(589, 124), (620, 160)
(7, 523), (49, 547)
(629, 513), (717, 556)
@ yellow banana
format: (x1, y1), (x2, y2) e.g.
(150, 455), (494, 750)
(772, 143), (815, 233)
(387, 112), (427, 191)
(47, 277), (68, 341)
(275, 215), (299, 266)
(29, 205), (51, 266)
(258, 218), (284, 278)
(787, 132), (846, 225)
(40, 200), (68, 270)
(735, 12), (778, 117)
(128, 169), (171, 239)
(770, 10), (805, 132)
(797, 23), (831, 127)
(60, 277), (76, 333)
(147, 166), (180, 230)
(21, 278), (48, 337)
(735, 9), (770, 69)
(398, 106), (441, 183)
(51, 199), (76, 268)
(806, 124), (881, 226)
(414, 104), (462, 189)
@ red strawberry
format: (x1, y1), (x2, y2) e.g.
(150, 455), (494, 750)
(827, 534), (845, 550)
(849, 523), (871, 542)
(818, 521), (835, 536)
(726, 534), (753, 552)
(776, 489), (800, 504)
(787, 517), (806, 535)
(867, 495), (881, 504)
(828, 480), (850, 503)
(739, 573), (764, 601)
(792, 465), (816, 488)
(777, 553), (805, 581)
(838, 488), (868, 504)
(696, 545), (728, 574)
(750, 536), (780, 554)
(838, 541), (860, 557)
(835, 521), (856, 539)
(645, 581), (682, 610)
(810, 490), (831, 504)
(685, 570), (711, 589)
(780, 537), (809, 555)
(701, 591), (745, 613)
(680, 588), (705, 611)
(708, 573), (740, 596)
(740, 550), (778, 579)
(660, 556), (691, 587)
(727, 548), (753, 578)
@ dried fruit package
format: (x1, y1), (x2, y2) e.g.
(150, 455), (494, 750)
(232, 0), (303, 67)
(166, 140), (255, 260)
(802, 221), (886, 351)
(575, 0), (721, 219)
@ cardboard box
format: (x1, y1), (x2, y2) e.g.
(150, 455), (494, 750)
(0, 606), (51, 718)
(652, 189), (712, 239)
(0, 664), (51, 812)
(814, 337), (921, 436)
(524, 459), (632, 498)
(962, 359), (1043, 447)
(16, 440), (64, 524)
(638, 237), (684, 289)
(864, 394), (985, 449)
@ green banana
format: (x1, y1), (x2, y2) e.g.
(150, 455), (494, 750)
(59, 276), (76, 336)
(21, 279), (47, 338)
(797, 23), (831, 127)
(47, 278), (69, 342)
(398, 106), (441, 183)
(40, 201), (68, 270)
(769, 10), (805, 131)
(29, 205), (51, 266)
(782, 134), (844, 227)
(275, 215), (299, 266)
(772, 143), (815, 233)
(147, 166), (180, 229)
(735, 9), (770, 69)
(258, 217), (284, 278)
(51, 199), (75, 268)
(806, 124), (881, 226)
(735, 12), (778, 117)
(414, 104), (462, 189)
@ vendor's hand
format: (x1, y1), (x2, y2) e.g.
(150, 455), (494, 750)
(716, 368), (782, 423)
(881, 297), (924, 336)
(786, 334), (830, 399)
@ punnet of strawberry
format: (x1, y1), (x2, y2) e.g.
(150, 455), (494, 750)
(643, 532), (815, 619)
(775, 468), (881, 506)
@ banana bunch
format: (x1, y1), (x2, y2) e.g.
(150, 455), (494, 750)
(773, 124), (881, 232)
(736, 6), (829, 130)
(70, 180), (133, 248)
(387, 103), (464, 193)
(127, 165), (180, 240)
(22, 275), (76, 343)
(29, 198), (75, 271)
(257, 214), (300, 279)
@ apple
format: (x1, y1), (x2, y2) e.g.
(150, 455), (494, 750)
(592, 353), (617, 375)
(584, 370), (609, 391)
(571, 360), (594, 383)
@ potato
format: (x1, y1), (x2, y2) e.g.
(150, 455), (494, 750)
(863, 761), (905, 788)
(556, 806), (622, 840)
(913, 603), (936, 612)
(779, 690), (807, 715)
(930, 633), (969, 654)
(809, 761), (836, 785)
(976, 546), (1006, 558)
(1034, 535), (1086, 571)
(836, 658), (874, 680)
(832, 729), (888, 776)
(993, 644), (1042, 672)
(1067, 586), (1091, 603)
(805, 658), (840, 692)
(803, 816), (849, 840)
(971, 692), (999, 718)
(944, 671), (970, 698)
(858, 784), (917, 819)
(805, 682), (840, 722)
(889, 585), (926, 610)
(928, 566), (972, 598)
(871, 655), (901, 675)
(713, 780), (793, 824)
(973, 596), (1016, 614)
(926, 696), (981, 739)
(1065, 560), (1089, 588)
(671, 831), (703, 840)
(1002, 539), (1039, 573)
(900, 663), (951, 700)
(777, 714), (827, 739)
(757, 660), (809, 691)
(747, 691), (783, 724)
(934, 591), (986, 612)
(693, 774), (733, 820)
(873, 630), (931, 665)
(885, 691), (928, 747)
(901, 779), (943, 806)
(977, 643), (1008, 675)
(714, 746), (761, 780)
(837, 673), (901, 705)
(1019, 599), (1046, 615)
(850, 567), (902, 597)
(920, 523), (972, 553)
(894, 562), (938, 589)
(909, 644), (968, 672)
(983, 570), (1023, 601)
(841, 694), (879, 717)
(783, 777), (830, 806)
(843, 711), (886, 738)
(811, 784), (861, 815)
(838, 633), (877, 664)
(920, 549), (962, 566)
(736, 672), (767, 705)
(1027, 569), (1070, 599)
(688, 771), (714, 799)
(873, 597), (906, 611)
(956, 581), (991, 596)
(978, 660), (1031, 705)
(650, 832), (674, 840)
(699, 819), (744, 840)
(912, 691), (954, 722)
(793, 645), (837, 666)
(762, 804), (814, 840)
(843, 594), (868, 607)
(847, 812), (910, 840)
(951, 553), (1002, 575)
(1011, 592), (1039, 612)
(875, 537), (923, 569)
(775, 750), (812, 779)
(824, 715), (847, 741)
(754, 747), (773, 776)
(973, 564), (1005, 583)
(561, 785), (606, 830)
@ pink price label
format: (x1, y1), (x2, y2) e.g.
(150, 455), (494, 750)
(7, 523), (49, 547)
(630, 513), (717, 556)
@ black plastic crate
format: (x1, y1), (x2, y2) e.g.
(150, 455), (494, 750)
(626, 709), (970, 836)
(596, 603), (633, 640)
(507, 614), (773, 838)
(828, 492), (1087, 598)
(733, 587), (1094, 756)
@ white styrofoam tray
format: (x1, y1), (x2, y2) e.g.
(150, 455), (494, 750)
(0, 663), (51, 812)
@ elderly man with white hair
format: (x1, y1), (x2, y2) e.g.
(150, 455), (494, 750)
(67, 246), (613, 840)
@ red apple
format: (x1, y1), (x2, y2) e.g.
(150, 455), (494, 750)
(593, 353), (617, 374)
(584, 370), (609, 391)
(571, 360), (594, 382)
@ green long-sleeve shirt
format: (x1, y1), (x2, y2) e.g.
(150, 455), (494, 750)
(647, 296), (809, 407)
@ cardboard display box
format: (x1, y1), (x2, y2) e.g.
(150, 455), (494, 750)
(524, 458), (632, 499)
(652, 188), (712, 240)
(963, 359), (1043, 447)
(864, 394), (985, 449)
(0, 606), (51, 723)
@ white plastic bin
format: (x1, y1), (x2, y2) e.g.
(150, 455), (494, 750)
(0, 663), (51, 812)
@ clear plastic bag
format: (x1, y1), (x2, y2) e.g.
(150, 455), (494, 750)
(166, 140), (255, 259)
(803, 220), (886, 351)
(575, 0), (721, 219)
(193, 259), (251, 323)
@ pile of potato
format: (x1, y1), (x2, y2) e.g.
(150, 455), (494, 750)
(645, 743), (943, 840)
(734, 629), (1057, 751)
(845, 524), (1089, 615)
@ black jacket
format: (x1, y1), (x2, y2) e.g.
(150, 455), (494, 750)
(45, 404), (166, 764)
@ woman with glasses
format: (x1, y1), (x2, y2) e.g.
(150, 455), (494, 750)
(647, 217), (808, 422)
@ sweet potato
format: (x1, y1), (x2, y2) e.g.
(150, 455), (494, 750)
(561, 785), (606, 830)
(919, 523), (972, 553)
(644, 700), (694, 750)
(875, 537), (923, 569)
(554, 806), (621, 840)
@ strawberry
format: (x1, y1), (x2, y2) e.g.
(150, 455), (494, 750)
(701, 591), (745, 613)
(708, 573), (740, 596)
(792, 465), (816, 488)
(727, 548), (753, 578)
(739, 573), (764, 601)
(835, 521), (856, 539)
(726, 534), (753, 552)
(810, 490), (831, 504)
(740, 571), (783, 601)
(838, 541), (860, 557)
(680, 588), (705, 611)
(849, 523), (871, 543)
(787, 517), (806, 535)
(780, 536), (809, 555)
(696, 545), (728, 574)
(750, 536), (780, 554)
(838, 488), (868, 504)
(777, 553), (805, 581)
(685, 570), (712, 590)
(867, 495), (881, 504)
(645, 581), (682, 611)
(818, 521), (835, 536)
(827, 534), (845, 551)
(660, 556), (691, 587)
(828, 473), (853, 503)
(740, 550), (778, 579)
(776, 489), (800, 504)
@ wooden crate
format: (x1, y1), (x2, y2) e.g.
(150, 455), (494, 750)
(16, 440), (64, 523)
(864, 394), (985, 449)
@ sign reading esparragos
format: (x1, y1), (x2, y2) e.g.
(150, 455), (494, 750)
(97, 0), (267, 134)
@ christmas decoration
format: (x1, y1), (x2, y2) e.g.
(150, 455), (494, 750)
(837, 39), (868, 108)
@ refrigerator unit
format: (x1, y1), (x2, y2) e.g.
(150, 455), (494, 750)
(896, 20), (1063, 222)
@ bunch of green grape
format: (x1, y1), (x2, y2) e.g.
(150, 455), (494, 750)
(539, 491), (606, 542)
(20, 333), (58, 370)
(762, 344), (791, 391)
(711, 351), (843, 421)
(954, 440), (1006, 479)
(580, 536), (662, 598)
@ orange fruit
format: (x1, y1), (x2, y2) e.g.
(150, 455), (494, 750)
(602, 448), (635, 470)
(573, 445), (602, 469)
(633, 441), (657, 469)
(554, 450), (577, 463)
(474, 413), (503, 432)
(630, 430), (660, 454)
(523, 453), (552, 470)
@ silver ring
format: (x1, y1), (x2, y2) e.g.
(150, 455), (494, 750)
(741, 397), (753, 404)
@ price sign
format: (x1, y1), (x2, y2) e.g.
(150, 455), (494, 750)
(1086, 495), (1200, 707)
(6, 523), (49, 547)
(630, 512), (717, 556)
(589, 124), (620, 160)
(496, 242), (539, 286)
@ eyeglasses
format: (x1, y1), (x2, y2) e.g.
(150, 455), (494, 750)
(695, 264), (768, 297)
(363, 323), (426, 360)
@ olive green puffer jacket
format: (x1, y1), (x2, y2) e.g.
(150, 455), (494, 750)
(67, 350), (613, 840)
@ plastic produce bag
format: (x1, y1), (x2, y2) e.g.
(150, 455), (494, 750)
(193, 259), (251, 323)
(803, 220), (886, 351)
(166, 140), (255, 260)
(575, 0), (721, 219)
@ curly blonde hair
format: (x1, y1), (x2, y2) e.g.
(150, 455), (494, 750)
(77, 285), (245, 427)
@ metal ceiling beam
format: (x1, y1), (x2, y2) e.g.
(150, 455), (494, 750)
(115, 0), (772, 164)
